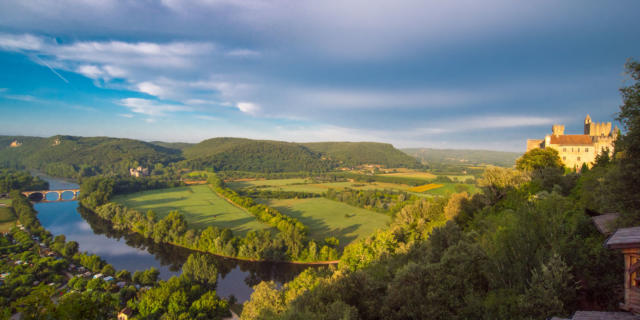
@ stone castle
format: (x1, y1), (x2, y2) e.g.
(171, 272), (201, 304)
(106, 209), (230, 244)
(526, 115), (618, 169)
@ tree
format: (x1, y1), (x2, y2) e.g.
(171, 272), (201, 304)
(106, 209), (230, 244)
(241, 281), (286, 320)
(516, 148), (563, 172)
(182, 253), (218, 287)
(615, 59), (640, 222)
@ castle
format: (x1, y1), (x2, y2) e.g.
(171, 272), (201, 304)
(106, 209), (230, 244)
(526, 115), (618, 169)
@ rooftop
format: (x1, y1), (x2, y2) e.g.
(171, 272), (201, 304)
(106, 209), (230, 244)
(606, 227), (640, 249)
(549, 135), (593, 146)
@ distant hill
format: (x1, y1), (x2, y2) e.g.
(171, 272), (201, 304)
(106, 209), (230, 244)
(182, 137), (333, 172)
(0, 135), (182, 177)
(402, 148), (521, 168)
(0, 135), (425, 175)
(303, 142), (422, 168)
(150, 141), (194, 151)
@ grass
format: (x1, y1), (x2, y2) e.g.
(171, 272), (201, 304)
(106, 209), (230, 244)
(379, 170), (436, 180)
(228, 178), (412, 194)
(422, 183), (478, 196)
(258, 198), (389, 249)
(0, 199), (11, 206)
(0, 206), (16, 232)
(408, 183), (444, 193)
(112, 185), (272, 236)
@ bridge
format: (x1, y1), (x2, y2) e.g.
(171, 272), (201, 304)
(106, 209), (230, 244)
(22, 189), (80, 202)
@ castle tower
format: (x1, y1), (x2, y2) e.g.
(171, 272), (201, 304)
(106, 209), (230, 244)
(552, 124), (565, 136)
(584, 114), (592, 135)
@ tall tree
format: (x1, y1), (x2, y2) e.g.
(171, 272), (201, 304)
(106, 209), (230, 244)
(615, 59), (640, 222)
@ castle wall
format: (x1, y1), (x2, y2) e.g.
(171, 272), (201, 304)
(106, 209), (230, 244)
(546, 144), (597, 169)
(526, 139), (544, 152)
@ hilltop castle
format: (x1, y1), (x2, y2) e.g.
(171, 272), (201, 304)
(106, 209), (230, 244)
(526, 115), (618, 169)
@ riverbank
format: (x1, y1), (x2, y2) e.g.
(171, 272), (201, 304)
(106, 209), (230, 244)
(83, 202), (340, 265)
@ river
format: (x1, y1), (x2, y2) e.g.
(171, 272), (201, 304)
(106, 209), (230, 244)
(33, 175), (314, 302)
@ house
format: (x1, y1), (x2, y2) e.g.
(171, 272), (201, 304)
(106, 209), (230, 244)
(118, 307), (133, 320)
(606, 226), (640, 313)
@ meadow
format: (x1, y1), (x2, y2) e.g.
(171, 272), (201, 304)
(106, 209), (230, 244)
(112, 185), (272, 236)
(379, 169), (437, 180)
(227, 179), (413, 194)
(0, 206), (16, 232)
(258, 198), (390, 249)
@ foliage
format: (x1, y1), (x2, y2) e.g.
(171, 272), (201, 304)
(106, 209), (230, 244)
(516, 148), (564, 171)
(303, 141), (422, 168)
(0, 135), (182, 178)
(182, 253), (219, 287)
(0, 169), (48, 192)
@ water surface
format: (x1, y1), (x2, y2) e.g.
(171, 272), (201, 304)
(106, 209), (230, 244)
(34, 176), (314, 302)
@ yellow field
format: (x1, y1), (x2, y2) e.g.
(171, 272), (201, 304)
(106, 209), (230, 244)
(407, 183), (444, 193)
(379, 170), (437, 180)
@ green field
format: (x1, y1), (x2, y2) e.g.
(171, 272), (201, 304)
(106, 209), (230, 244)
(259, 198), (390, 248)
(228, 178), (412, 194)
(422, 182), (478, 196)
(0, 199), (11, 206)
(112, 185), (271, 236)
(0, 206), (16, 232)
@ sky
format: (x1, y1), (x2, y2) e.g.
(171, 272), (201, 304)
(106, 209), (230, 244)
(0, 1), (638, 151)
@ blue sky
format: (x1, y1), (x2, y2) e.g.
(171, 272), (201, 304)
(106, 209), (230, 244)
(0, 0), (638, 151)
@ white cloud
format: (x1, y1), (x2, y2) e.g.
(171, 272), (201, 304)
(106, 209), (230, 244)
(118, 113), (135, 118)
(0, 33), (45, 51)
(236, 102), (260, 115)
(226, 49), (261, 58)
(76, 65), (103, 79)
(195, 114), (218, 120)
(2, 94), (37, 102)
(119, 98), (192, 117)
(137, 82), (168, 98)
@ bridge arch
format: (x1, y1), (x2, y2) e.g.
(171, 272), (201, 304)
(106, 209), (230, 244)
(22, 189), (80, 202)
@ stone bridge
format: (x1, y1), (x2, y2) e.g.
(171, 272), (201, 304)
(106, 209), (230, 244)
(22, 189), (80, 202)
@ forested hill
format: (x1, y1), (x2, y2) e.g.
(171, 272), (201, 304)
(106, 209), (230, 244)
(403, 148), (521, 167)
(0, 135), (182, 177)
(303, 142), (422, 168)
(149, 141), (194, 151)
(1, 135), (424, 175)
(182, 137), (333, 172)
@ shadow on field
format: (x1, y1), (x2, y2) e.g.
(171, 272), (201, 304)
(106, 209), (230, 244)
(274, 207), (359, 248)
(125, 197), (189, 208)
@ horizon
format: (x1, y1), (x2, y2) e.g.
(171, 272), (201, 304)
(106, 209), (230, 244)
(1, 1), (638, 151)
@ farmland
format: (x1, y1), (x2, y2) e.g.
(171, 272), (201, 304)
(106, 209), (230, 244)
(227, 178), (413, 194)
(0, 205), (16, 232)
(258, 198), (390, 248)
(112, 185), (272, 236)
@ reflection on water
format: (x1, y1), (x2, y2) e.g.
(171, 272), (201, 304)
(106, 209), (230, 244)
(33, 175), (316, 302)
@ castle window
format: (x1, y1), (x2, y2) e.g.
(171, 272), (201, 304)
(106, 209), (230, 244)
(563, 156), (566, 161)
(577, 157), (581, 161)
(585, 148), (589, 152)
(563, 148), (567, 152)
(577, 148), (580, 152)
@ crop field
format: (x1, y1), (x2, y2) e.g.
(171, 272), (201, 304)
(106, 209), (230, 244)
(444, 175), (476, 182)
(0, 206), (16, 232)
(228, 178), (412, 194)
(259, 198), (389, 248)
(422, 182), (478, 196)
(379, 170), (436, 180)
(226, 178), (309, 189)
(408, 183), (444, 193)
(112, 185), (271, 236)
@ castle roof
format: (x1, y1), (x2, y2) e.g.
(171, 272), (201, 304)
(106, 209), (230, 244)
(549, 135), (593, 145)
